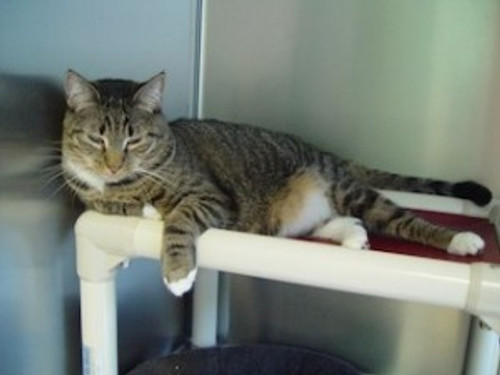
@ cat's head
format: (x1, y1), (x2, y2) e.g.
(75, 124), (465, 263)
(62, 70), (173, 191)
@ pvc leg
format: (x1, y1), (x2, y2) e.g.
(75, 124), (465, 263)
(192, 268), (219, 347)
(465, 318), (500, 375)
(80, 278), (118, 375)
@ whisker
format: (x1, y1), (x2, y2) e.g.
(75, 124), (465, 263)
(145, 168), (168, 181)
(138, 169), (175, 189)
(40, 162), (62, 171)
(136, 168), (160, 181)
(37, 155), (62, 163)
(39, 166), (64, 182)
(144, 171), (164, 182)
(32, 153), (62, 166)
(40, 165), (62, 174)
(47, 180), (72, 199)
(40, 170), (65, 189)
(139, 174), (164, 191)
(139, 173), (156, 184)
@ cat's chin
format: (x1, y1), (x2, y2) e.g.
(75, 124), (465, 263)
(102, 169), (136, 184)
(103, 174), (126, 184)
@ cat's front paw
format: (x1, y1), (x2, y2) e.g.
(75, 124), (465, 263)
(142, 203), (162, 220)
(162, 251), (197, 296)
(447, 232), (484, 256)
(164, 268), (198, 297)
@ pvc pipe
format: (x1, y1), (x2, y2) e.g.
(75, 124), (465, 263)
(465, 318), (500, 375)
(467, 263), (500, 333)
(196, 229), (500, 313)
(75, 211), (164, 375)
(75, 211), (164, 268)
(192, 268), (219, 347)
(80, 279), (117, 375)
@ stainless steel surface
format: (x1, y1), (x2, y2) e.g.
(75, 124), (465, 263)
(0, 1), (199, 374)
(221, 275), (470, 375)
(201, 0), (500, 197)
(201, 1), (500, 374)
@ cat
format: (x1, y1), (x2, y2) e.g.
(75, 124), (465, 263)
(61, 70), (492, 296)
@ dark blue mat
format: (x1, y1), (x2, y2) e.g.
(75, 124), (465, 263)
(127, 344), (360, 375)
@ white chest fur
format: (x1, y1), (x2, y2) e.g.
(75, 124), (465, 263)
(277, 187), (333, 237)
(64, 160), (106, 193)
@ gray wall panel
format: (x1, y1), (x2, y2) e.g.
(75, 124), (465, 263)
(0, 0), (198, 118)
(0, 2), (198, 374)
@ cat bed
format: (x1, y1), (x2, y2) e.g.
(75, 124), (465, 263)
(370, 210), (500, 264)
(302, 210), (500, 264)
(125, 345), (361, 375)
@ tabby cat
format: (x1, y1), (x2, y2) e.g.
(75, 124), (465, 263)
(62, 71), (492, 296)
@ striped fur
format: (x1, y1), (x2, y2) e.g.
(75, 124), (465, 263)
(62, 71), (492, 296)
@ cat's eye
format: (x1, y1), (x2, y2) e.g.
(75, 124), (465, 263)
(125, 137), (142, 149)
(147, 132), (162, 139)
(86, 134), (105, 147)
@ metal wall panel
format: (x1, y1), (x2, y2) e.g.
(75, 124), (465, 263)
(201, 0), (500, 196)
(200, 1), (500, 374)
(219, 275), (470, 375)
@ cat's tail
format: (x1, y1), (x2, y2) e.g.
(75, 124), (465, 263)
(345, 161), (492, 207)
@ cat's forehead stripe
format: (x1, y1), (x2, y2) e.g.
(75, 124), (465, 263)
(94, 79), (139, 99)
(99, 106), (131, 135)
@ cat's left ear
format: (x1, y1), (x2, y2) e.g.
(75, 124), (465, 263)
(65, 70), (100, 112)
(133, 72), (165, 113)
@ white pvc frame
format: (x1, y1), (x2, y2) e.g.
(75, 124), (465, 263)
(75, 191), (500, 375)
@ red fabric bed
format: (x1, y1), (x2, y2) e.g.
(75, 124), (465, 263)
(305, 210), (500, 264)
(370, 210), (500, 264)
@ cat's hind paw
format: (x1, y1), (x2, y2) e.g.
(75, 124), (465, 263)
(448, 232), (484, 256)
(164, 268), (198, 297)
(313, 217), (369, 250)
(342, 232), (370, 250)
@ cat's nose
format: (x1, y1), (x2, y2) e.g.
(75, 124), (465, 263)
(105, 149), (125, 174)
(107, 164), (122, 174)
(105, 159), (124, 175)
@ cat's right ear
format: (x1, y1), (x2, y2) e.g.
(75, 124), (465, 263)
(133, 72), (166, 113)
(65, 70), (99, 112)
